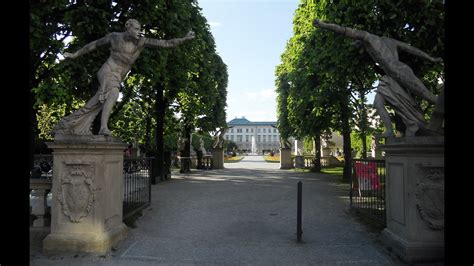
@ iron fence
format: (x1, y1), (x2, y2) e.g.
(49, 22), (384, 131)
(350, 159), (386, 227)
(123, 157), (152, 220)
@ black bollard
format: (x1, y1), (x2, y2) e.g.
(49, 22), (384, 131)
(297, 181), (303, 243)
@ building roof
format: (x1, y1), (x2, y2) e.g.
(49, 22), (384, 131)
(228, 117), (276, 127)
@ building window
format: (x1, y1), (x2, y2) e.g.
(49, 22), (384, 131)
(230, 135), (234, 141)
(237, 128), (242, 133)
(257, 128), (260, 133)
(274, 128), (277, 133)
(237, 135), (242, 142)
(230, 129), (234, 133)
(246, 128), (249, 133)
(246, 135), (249, 142)
(263, 135), (266, 142)
(251, 128), (254, 133)
(257, 135), (261, 142)
(263, 128), (266, 133)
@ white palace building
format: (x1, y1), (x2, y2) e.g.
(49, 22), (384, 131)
(226, 117), (281, 153)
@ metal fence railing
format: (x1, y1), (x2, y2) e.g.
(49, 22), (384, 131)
(123, 157), (152, 220)
(350, 159), (386, 227)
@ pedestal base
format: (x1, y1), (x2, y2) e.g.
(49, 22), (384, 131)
(43, 223), (128, 255)
(212, 149), (224, 169)
(279, 148), (293, 169)
(380, 136), (444, 263)
(44, 135), (128, 255)
(294, 155), (304, 168)
(381, 228), (444, 263)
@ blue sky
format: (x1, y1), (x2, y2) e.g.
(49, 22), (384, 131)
(199, 0), (300, 123)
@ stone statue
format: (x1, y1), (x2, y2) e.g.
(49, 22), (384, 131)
(280, 137), (291, 149)
(212, 128), (226, 149)
(177, 136), (187, 153)
(199, 137), (207, 155)
(313, 19), (443, 137)
(53, 19), (195, 136)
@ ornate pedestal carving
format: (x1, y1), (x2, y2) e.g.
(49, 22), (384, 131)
(43, 135), (128, 255)
(279, 148), (293, 169)
(212, 148), (224, 169)
(380, 136), (444, 263)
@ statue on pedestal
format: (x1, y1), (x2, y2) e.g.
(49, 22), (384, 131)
(54, 19), (195, 136)
(313, 19), (443, 137)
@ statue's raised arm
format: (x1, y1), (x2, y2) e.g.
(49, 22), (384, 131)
(313, 19), (366, 40)
(63, 34), (112, 59)
(392, 39), (443, 64)
(144, 30), (195, 48)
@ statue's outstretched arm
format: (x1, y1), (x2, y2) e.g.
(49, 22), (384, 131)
(313, 19), (365, 40)
(144, 31), (195, 48)
(63, 34), (112, 59)
(394, 39), (443, 63)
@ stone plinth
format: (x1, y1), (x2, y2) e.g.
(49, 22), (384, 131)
(294, 155), (305, 168)
(321, 147), (331, 157)
(279, 148), (293, 169)
(212, 149), (224, 169)
(43, 135), (128, 255)
(380, 136), (444, 263)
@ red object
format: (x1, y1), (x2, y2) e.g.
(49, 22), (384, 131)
(354, 161), (380, 190)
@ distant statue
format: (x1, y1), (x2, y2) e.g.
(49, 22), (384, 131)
(280, 137), (292, 149)
(212, 128), (226, 149)
(53, 19), (195, 136)
(199, 137), (207, 155)
(313, 19), (443, 137)
(177, 136), (187, 153)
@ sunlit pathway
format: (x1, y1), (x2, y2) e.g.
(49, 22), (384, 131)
(31, 156), (400, 265)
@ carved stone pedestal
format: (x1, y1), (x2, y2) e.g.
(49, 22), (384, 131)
(279, 148), (293, 169)
(43, 135), (128, 255)
(380, 136), (444, 263)
(212, 148), (224, 169)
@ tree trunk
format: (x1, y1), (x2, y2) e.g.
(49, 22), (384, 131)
(311, 135), (321, 172)
(360, 132), (367, 159)
(153, 84), (165, 184)
(145, 113), (152, 157)
(341, 100), (352, 182)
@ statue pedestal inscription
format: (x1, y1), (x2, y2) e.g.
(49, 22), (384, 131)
(43, 135), (128, 255)
(380, 136), (444, 263)
(279, 148), (293, 169)
(212, 148), (224, 169)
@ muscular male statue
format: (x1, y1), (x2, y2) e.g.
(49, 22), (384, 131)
(313, 19), (443, 137)
(54, 19), (195, 136)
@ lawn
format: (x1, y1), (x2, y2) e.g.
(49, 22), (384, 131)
(263, 155), (280, 163)
(224, 156), (244, 163)
(321, 167), (344, 175)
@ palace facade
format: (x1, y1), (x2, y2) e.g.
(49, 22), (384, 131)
(226, 117), (280, 153)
